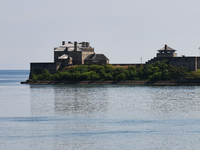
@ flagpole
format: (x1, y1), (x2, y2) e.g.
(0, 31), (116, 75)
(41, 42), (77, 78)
(198, 47), (200, 56)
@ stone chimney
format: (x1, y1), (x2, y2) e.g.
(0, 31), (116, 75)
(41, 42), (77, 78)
(165, 44), (167, 53)
(86, 42), (90, 47)
(82, 42), (86, 47)
(74, 41), (77, 51)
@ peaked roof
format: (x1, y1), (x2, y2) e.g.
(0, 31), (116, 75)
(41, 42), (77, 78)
(54, 46), (66, 52)
(58, 54), (68, 59)
(158, 45), (176, 52)
(85, 54), (109, 61)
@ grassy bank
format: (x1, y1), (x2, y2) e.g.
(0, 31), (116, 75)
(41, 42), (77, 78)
(189, 69), (200, 78)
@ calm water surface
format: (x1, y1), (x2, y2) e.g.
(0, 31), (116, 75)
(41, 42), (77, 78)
(1, 70), (200, 149)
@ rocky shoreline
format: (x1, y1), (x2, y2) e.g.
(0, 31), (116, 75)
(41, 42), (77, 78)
(21, 79), (200, 85)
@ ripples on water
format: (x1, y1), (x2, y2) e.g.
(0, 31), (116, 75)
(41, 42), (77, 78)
(1, 70), (200, 149)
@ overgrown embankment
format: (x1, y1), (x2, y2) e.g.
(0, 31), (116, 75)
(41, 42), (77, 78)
(29, 60), (189, 82)
(188, 69), (200, 78)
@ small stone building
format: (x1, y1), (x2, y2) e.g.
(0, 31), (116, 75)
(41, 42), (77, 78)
(157, 45), (177, 58)
(84, 53), (109, 65)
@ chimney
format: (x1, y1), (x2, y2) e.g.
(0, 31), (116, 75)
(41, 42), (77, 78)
(82, 42), (86, 47)
(86, 42), (90, 47)
(62, 41), (65, 45)
(74, 41), (77, 51)
(165, 44), (167, 53)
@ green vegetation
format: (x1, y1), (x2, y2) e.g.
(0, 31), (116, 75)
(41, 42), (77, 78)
(188, 69), (200, 78)
(31, 60), (189, 82)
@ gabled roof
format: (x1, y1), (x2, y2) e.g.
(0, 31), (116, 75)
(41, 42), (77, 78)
(54, 47), (66, 52)
(158, 45), (176, 52)
(58, 54), (68, 59)
(158, 45), (176, 53)
(85, 54), (109, 61)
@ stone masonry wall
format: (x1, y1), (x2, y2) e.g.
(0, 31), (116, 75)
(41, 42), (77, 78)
(29, 62), (56, 79)
(197, 57), (200, 69)
(146, 57), (197, 71)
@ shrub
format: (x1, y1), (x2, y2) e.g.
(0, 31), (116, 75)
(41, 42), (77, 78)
(32, 74), (38, 82)
(42, 69), (51, 80)
(71, 72), (81, 80)
(149, 72), (162, 81)
(79, 72), (91, 80)
(90, 71), (101, 80)
(116, 73), (127, 81)
(104, 73), (114, 80)
(104, 65), (115, 74)
(113, 67), (125, 78)
(161, 69), (170, 80)
(32, 60), (189, 81)
(137, 66), (144, 80)
(60, 72), (71, 80)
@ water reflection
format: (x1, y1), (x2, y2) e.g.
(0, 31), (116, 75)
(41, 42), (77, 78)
(30, 85), (109, 116)
(27, 85), (200, 149)
(30, 85), (200, 118)
(149, 86), (200, 118)
(53, 85), (108, 115)
(30, 85), (55, 116)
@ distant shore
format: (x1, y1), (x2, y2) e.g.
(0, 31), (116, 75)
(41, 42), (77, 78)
(21, 79), (200, 85)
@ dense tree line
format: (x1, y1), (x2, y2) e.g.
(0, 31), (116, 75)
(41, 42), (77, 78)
(32, 60), (189, 81)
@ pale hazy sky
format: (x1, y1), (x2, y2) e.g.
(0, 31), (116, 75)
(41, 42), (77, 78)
(1, 0), (200, 69)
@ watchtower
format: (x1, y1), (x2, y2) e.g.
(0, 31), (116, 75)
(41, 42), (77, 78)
(157, 44), (177, 57)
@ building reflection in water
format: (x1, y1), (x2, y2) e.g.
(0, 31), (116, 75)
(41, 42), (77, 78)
(30, 85), (108, 116)
(148, 86), (200, 117)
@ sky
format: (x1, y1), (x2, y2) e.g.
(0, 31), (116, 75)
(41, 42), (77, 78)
(1, 0), (200, 69)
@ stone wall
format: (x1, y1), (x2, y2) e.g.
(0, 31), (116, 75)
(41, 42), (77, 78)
(197, 57), (200, 69)
(69, 51), (82, 64)
(29, 62), (56, 79)
(84, 59), (107, 65)
(170, 57), (197, 71)
(157, 53), (177, 57)
(146, 57), (197, 71)
(54, 51), (65, 62)
(82, 51), (95, 64)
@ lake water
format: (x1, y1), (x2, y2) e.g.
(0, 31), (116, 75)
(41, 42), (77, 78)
(1, 70), (200, 149)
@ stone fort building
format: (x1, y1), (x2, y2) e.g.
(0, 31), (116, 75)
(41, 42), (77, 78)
(30, 41), (109, 76)
(146, 44), (200, 71)
(30, 43), (200, 79)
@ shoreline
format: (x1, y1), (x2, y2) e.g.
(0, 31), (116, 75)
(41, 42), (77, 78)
(21, 79), (200, 85)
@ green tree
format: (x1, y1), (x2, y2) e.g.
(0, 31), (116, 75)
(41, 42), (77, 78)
(149, 72), (162, 81)
(71, 72), (81, 80)
(41, 69), (51, 80)
(125, 66), (138, 80)
(113, 67), (125, 78)
(79, 72), (91, 80)
(32, 74), (38, 82)
(104, 73), (114, 80)
(60, 72), (71, 80)
(90, 71), (101, 80)
(116, 73), (127, 81)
